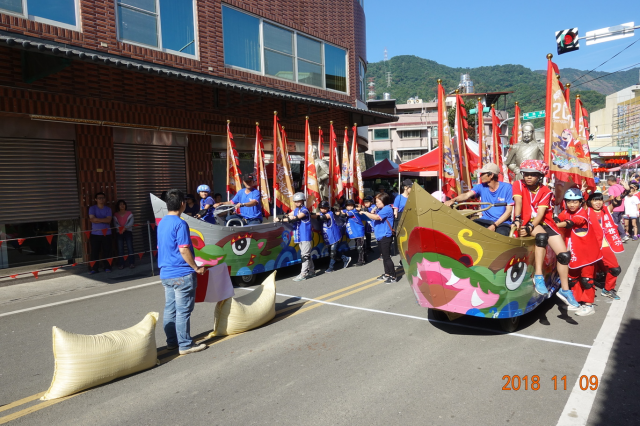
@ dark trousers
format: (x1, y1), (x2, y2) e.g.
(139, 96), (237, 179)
(116, 230), (135, 267)
(355, 237), (366, 264)
(365, 232), (373, 252)
(611, 211), (627, 238)
(378, 236), (396, 278)
(473, 218), (511, 236)
(90, 234), (112, 271)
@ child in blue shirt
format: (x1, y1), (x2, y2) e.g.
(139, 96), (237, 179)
(362, 196), (375, 253)
(194, 184), (215, 224)
(284, 193), (315, 281)
(318, 200), (350, 273)
(340, 199), (366, 266)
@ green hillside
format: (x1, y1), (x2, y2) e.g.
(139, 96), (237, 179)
(367, 55), (638, 123)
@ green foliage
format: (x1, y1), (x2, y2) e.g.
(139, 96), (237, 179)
(367, 55), (632, 122)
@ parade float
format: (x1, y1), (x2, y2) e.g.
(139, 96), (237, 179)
(398, 55), (596, 332)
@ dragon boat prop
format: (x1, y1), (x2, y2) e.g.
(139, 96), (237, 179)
(151, 194), (353, 284)
(397, 184), (560, 332)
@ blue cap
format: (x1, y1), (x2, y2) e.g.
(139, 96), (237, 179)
(564, 188), (583, 200)
(197, 184), (211, 193)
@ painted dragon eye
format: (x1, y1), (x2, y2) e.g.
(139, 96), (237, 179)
(505, 257), (527, 291)
(231, 235), (251, 256)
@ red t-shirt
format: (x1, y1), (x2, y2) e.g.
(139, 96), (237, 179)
(558, 207), (603, 268)
(513, 181), (559, 232)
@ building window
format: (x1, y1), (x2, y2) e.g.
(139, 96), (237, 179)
(116, 0), (197, 56)
(373, 129), (390, 140)
(399, 150), (424, 162)
(222, 5), (347, 93)
(399, 130), (421, 139)
(358, 59), (366, 101)
(374, 150), (391, 163)
(0, 0), (79, 29)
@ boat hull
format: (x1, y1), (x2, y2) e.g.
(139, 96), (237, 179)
(397, 185), (558, 319)
(151, 194), (352, 277)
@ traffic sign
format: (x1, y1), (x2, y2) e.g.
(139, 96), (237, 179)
(523, 111), (545, 120)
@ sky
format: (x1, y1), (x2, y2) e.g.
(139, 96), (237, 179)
(365, 0), (640, 73)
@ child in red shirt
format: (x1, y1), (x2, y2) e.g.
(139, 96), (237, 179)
(587, 191), (624, 300)
(512, 160), (579, 309)
(556, 188), (603, 317)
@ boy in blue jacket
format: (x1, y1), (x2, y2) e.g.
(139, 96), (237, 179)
(318, 200), (350, 273)
(283, 192), (315, 281)
(341, 199), (366, 266)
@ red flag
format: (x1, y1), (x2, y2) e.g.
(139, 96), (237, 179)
(305, 118), (321, 211)
(66, 233), (73, 241)
(10, 274), (17, 279)
(544, 55), (593, 189)
(118, 226), (125, 234)
(351, 125), (364, 205)
(318, 127), (324, 160)
(72, 263), (77, 267)
(107, 258), (113, 266)
(510, 102), (522, 147)
(18, 238), (25, 246)
(254, 123), (271, 218)
(454, 93), (472, 192)
(32, 271), (39, 279)
(226, 121), (242, 196)
(83, 231), (91, 239)
(89, 261), (96, 268)
(53, 267), (59, 272)
(477, 98), (488, 169)
(273, 114), (295, 214)
(329, 122), (343, 205)
(150, 223), (156, 230)
(45, 235), (53, 245)
(138, 253), (144, 260)
(153, 250), (158, 257)
(491, 106), (508, 182)
(438, 80), (460, 198)
(101, 228), (108, 236)
(123, 255), (128, 262)
(575, 95), (595, 190)
(341, 127), (351, 197)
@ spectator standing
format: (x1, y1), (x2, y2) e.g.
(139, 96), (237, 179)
(624, 182), (640, 240)
(183, 194), (199, 217)
(157, 189), (207, 355)
(88, 192), (113, 274)
(606, 175), (629, 242)
(361, 193), (396, 283)
(113, 200), (135, 269)
(393, 179), (412, 219)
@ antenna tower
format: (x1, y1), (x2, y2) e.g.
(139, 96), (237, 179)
(367, 77), (376, 100)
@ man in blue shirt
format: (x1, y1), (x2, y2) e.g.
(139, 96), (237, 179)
(444, 163), (514, 236)
(158, 189), (207, 355)
(215, 175), (262, 225)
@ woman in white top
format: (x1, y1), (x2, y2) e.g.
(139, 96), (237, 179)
(624, 182), (640, 241)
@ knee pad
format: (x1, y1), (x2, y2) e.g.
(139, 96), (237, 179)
(535, 233), (549, 248)
(301, 254), (311, 262)
(556, 251), (571, 265)
(580, 277), (594, 289)
(568, 278), (578, 289)
(595, 270), (607, 283)
(330, 249), (338, 260)
(609, 266), (622, 277)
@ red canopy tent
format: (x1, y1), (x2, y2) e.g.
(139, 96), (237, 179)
(361, 158), (400, 179)
(397, 148), (440, 175)
(622, 156), (640, 169)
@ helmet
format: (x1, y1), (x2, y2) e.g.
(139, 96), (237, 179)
(197, 184), (211, 193)
(564, 187), (583, 200)
(293, 192), (306, 202)
(319, 200), (330, 209)
(346, 199), (356, 206)
(520, 159), (549, 175)
(364, 195), (374, 202)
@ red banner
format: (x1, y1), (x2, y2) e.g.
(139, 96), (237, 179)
(273, 114), (295, 213)
(254, 123), (271, 218)
(341, 127), (351, 196)
(510, 102), (522, 147)
(477, 98), (488, 169)
(438, 81), (460, 197)
(455, 93), (472, 192)
(329, 122), (343, 205)
(226, 122), (242, 196)
(491, 106), (508, 182)
(575, 95), (596, 191)
(305, 118), (321, 211)
(351, 125), (364, 205)
(318, 127), (324, 160)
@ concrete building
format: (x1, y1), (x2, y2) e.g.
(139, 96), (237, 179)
(0, 0), (395, 271)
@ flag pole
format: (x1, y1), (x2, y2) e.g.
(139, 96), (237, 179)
(329, 121), (334, 207)
(304, 116), (309, 197)
(273, 111), (278, 222)
(226, 119), (230, 202)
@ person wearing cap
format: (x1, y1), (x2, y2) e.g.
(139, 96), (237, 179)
(183, 194), (199, 217)
(214, 174), (263, 225)
(444, 163), (514, 236)
(556, 187), (603, 317)
(284, 192), (315, 281)
(512, 160), (579, 309)
(393, 179), (413, 219)
(340, 199), (366, 266)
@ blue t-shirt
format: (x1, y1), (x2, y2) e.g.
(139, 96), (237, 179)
(372, 205), (394, 240)
(199, 196), (214, 221)
(158, 215), (194, 279)
(322, 211), (342, 245)
(89, 205), (113, 235)
(393, 194), (408, 213)
(471, 182), (514, 224)
(293, 206), (312, 243)
(343, 210), (365, 239)
(232, 189), (262, 220)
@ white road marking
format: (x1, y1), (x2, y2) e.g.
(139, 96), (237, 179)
(556, 242), (640, 425)
(236, 288), (593, 349)
(0, 281), (161, 317)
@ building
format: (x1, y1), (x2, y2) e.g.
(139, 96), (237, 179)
(0, 0), (396, 271)
(589, 82), (640, 167)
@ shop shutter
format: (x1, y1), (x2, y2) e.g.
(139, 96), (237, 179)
(114, 144), (187, 253)
(0, 139), (79, 224)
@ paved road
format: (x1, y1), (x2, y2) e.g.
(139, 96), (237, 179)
(1, 243), (639, 425)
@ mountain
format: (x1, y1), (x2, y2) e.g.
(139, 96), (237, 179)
(367, 55), (639, 120)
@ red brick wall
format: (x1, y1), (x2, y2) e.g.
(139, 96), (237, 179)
(0, 0), (364, 106)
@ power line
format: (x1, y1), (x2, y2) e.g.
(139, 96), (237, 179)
(569, 38), (640, 85)
(572, 61), (640, 88)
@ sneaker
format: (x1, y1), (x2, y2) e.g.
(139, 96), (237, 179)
(179, 343), (207, 355)
(384, 276), (398, 284)
(557, 289), (580, 310)
(343, 256), (351, 269)
(533, 275), (548, 295)
(634, 236), (639, 241)
(575, 305), (595, 317)
(602, 289), (621, 300)
(376, 274), (387, 281)
(292, 275), (307, 282)
(325, 267), (335, 274)
(622, 235), (630, 242)
(166, 344), (178, 350)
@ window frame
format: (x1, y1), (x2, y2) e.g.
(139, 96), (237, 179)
(373, 128), (390, 140)
(114, 0), (199, 59)
(358, 58), (366, 101)
(222, 5), (348, 94)
(0, 0), (82, 31)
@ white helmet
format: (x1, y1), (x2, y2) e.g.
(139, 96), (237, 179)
(293, 192), (306, 202)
